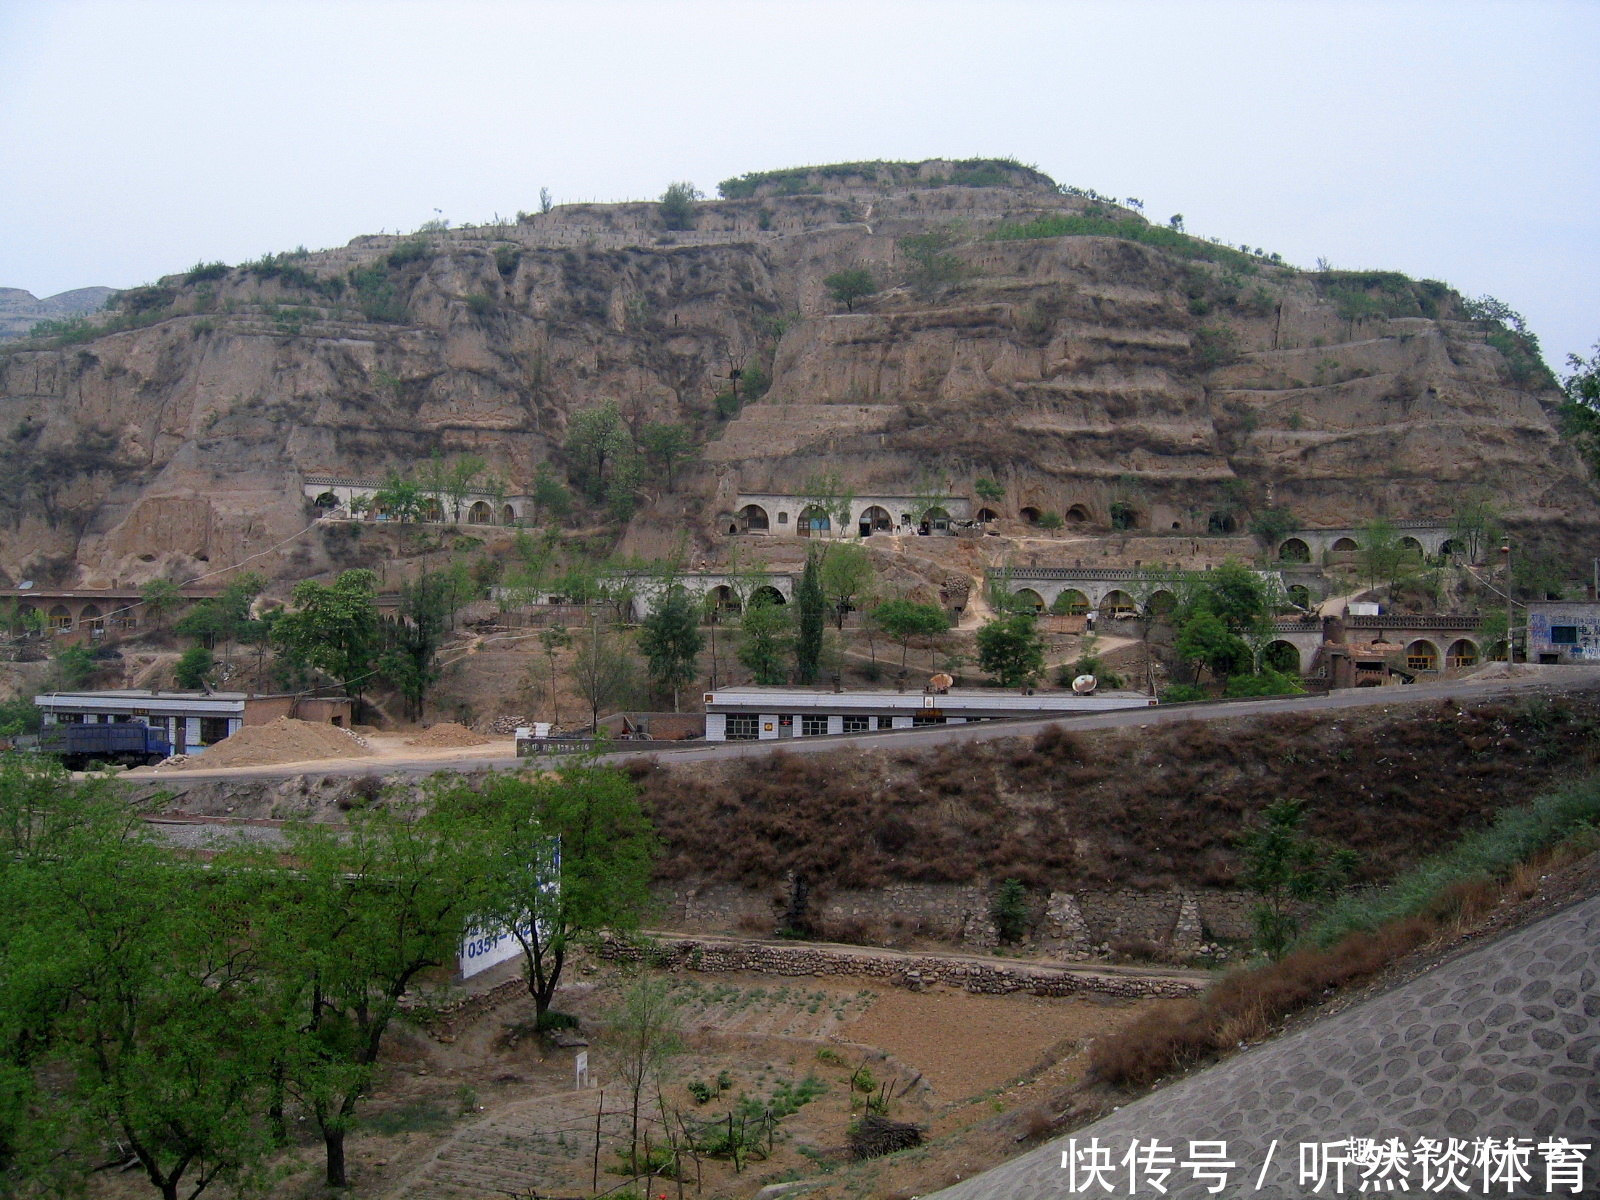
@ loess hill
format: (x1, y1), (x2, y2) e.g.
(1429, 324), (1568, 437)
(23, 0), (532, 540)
(0, 157), (1593, 589)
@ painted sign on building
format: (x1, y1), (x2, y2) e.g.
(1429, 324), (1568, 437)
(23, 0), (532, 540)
(1527, 602), (1600, 664)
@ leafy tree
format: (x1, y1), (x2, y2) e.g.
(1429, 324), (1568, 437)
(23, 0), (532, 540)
(738, 595), (793, 684)
(564, 400), (633, 502)
(444, 764), (656, 1021)
(1223, 668), (1302, 698)
(272, 569), (380, 703)
(1249, 506), (1298, 547)
(974, 477), (1005, 504)
(380, 571), (453, 720)
(1239, 799), (1358, 957)
(530, 463), (571, 521)
(174, 645), (216, 690)
(820, 543), (874, 629)
(51, 643), (96, 690)
(639, 422), (696, 491)
(823, 267), (877, 312)
(637, 585), (703, 711)
(140, 578), (183, 629)
(1559, 340), (1600, 478)
(1173, 610), (1249, 684)
(900, 225), (966, 293)
(1204, 559), (1274, 639)
(659, 181), (701, 231)
(265, 805), (484, 1187)
(371, 471), (423, 522)
(607, 978), (682, 1177)
(443, 454), (486, 522)
(537, 624), (571, 728)
(975, 613), (1045, 687)
(605, 452), (644, 522)
(990, 879), (1029, 944)
(871, 599), (949, 677)
(175, 599), (227, 649)
(794, 550), (826, 685)
(570, 623), (641, 729)
(1449, 493), (1503, 564)
(0, 694), (40, 737)
(801, 469), (854, 534)
(1356, 517), (1411, 590)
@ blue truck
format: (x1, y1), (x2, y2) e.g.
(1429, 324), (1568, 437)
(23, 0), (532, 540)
(39, 722), (172, 769)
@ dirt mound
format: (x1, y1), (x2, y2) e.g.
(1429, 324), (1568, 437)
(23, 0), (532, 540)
(171, 717), (374, 769)
(405, 722), (491, 748)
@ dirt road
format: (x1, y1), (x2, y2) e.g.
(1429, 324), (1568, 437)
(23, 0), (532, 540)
(126, 666), (1600, 784)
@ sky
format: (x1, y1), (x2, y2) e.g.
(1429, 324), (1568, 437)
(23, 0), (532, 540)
(2, 0), (1597, 371)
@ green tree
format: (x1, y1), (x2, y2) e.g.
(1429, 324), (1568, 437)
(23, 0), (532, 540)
(1249, 506), (1298, 547)
(443, 454), (486, 522)
(445, 764), (656, 1021)
(823, 267), (877, 312)
(0, 761), (277, 1200)
(537, 624), (571, 728)
(272, 569), (380, 704)
(51, 643), (96, 690)
(899, 225), (965, 293)
(139, 578), (183, 630)
(1173, 610), (1249, 685)
(607, 977), (682, 1178)
(638, 422), (696, 491)
(801, 469), (854, 535)
(659, 181), (701, 231)
(974, 477), (1005, 504)
(1356, 517), (1410, 590)
(263, 804), (484, 1187)
(1449, 493), (1502, 564)
(174, 645), (215, 690)
(175, 599), (227, 650)
(1559, 340), (1600, 478)
(794, 550), (826, 685)
(570, 623), (641, 730)
(1239, 799), (1358, 957)
(871, 599), (949, 677)
(530, 463), (571, 522)
(637, 585), (703, 711)
(975, 613), (1045, 687)
(564, 400), (632, 502)
(738, 595), (793, 685)
(820, 542), (874, 629)
(371, 471), (423, 522)
(379, 571), (453, 720)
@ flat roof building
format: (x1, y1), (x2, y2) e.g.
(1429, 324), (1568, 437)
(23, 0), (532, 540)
(34, 690), (352, 757)
(701, 685), (1154, 742)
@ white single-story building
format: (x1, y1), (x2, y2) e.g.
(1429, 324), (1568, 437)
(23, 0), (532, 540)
(33, 690), (352, 757)
(702, 685), (1155, 741)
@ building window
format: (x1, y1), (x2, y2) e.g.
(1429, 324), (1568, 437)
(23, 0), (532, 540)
(801, 715), (829, 736)
(912, 715), (947, 727)
(777, 512), (789, 524)
(199, 717), (231, 745)
(877, 716), (894, 730)
(842, 715), (870, 733)
(1406, 655), (1433, 672)
(1551, 626), (1579, 645)
(726, 714), (759, 740)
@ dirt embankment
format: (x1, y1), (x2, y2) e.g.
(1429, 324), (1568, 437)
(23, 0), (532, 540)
(635, 688), (1600, 896)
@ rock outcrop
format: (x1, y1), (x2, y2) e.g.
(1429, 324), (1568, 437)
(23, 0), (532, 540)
(0, 159), (1590, 587)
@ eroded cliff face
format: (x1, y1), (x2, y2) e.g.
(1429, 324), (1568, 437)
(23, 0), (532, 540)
(0, 161), (1590, 587)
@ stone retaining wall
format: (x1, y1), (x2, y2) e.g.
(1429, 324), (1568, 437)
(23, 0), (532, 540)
(600, 936), (1202, 1000)
(654, 881), (1260, 953)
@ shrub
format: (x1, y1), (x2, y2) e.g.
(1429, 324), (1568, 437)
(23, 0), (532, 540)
(386, 239), (431, 268)
(1037, 510), (1064, 530)
(1222, 669), (1302, 698)
(991, 878), (1029, 943)
(1160, 683), (1207, 703)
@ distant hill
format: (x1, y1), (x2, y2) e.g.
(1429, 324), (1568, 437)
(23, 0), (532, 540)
(0, 286), (115, 340)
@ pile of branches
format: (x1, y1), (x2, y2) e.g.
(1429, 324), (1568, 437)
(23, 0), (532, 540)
(849, 1114), (923, 1160)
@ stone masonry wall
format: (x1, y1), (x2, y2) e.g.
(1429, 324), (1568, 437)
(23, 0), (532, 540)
(601, 936), (1201, 1000)
(653, 881), (1260, 954)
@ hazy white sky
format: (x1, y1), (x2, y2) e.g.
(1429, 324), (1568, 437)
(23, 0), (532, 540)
(3, 0), (1596, 369)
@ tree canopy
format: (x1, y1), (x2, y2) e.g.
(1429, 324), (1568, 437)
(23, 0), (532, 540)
(975, 612), (1045, 687)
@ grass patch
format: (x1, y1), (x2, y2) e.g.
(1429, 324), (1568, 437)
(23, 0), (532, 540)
(989, 212), (1267, 273)
(362, 1099), (454, 1135)
(1089, 775), (1600, 1088)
